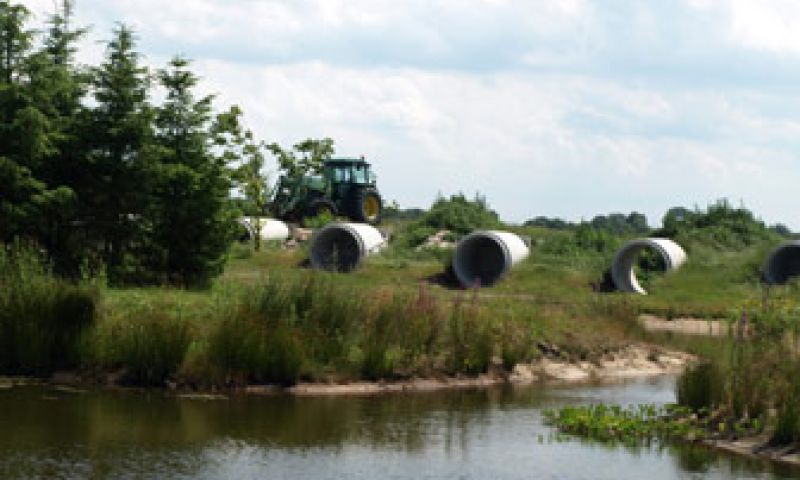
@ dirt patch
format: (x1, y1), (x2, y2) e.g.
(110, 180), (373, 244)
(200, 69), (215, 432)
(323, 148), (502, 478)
(639, 314), (729, 336)
(286, 376), (503, 396)
(510, 344), (694, 384)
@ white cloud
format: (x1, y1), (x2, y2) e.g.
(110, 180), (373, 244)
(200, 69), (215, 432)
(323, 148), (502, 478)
(729, 0), (800, 54)
(19, 0), (800, 228)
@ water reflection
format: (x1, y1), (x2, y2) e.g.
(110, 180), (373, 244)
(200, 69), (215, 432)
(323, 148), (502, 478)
(0, 377), (797, 479)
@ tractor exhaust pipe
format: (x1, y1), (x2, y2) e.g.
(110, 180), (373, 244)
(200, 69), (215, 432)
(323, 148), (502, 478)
(310, 223), (386, 272)
(452, 231), (530, 288)
(239, 217), (291, 243)
(611, 238), (687, 295)
(763, 241), (800, 285)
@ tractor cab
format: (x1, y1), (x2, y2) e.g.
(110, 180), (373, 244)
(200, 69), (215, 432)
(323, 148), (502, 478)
(324, 158), (376, 187)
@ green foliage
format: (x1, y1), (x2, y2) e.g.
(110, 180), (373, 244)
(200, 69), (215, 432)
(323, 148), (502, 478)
(139, 56), (238, 287)
(0, 1), (82, 257)
(381, 202), (425, 222)
(676, 362), (723, 413)
(524, 212), (650, 235)
(543, 404), (703, 445)
(658, 199), (779, 251)
(0, 243), (96, 374)
(267, 138), (334, 177)
(0, 5), (244, 287)
(773, 368), (800, 445)
(85, 24), (155, 282)
(538, 224), (622, 257)
(303, 211), (335, 229)
(524, 216), (574, 230)
(588, 212), (649, 235)
(392, 193), (501, 250)
(421, 193), (501, 236)
(230, 126), (274, 249)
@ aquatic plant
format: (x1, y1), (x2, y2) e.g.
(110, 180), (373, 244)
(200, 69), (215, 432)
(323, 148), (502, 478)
(543, 404), (703, 446)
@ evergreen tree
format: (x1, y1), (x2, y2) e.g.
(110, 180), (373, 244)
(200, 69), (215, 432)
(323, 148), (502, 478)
(0, 1), (74, 243)
(87, 24), (154, 282)
(29, 1), (89, 271)
(148, 56), (237, 287)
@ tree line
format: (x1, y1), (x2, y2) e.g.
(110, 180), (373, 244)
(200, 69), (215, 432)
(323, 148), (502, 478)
(0, 1), (329, 286)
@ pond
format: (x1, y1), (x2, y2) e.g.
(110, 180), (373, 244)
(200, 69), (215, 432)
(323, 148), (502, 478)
(0, 376), (797, 479)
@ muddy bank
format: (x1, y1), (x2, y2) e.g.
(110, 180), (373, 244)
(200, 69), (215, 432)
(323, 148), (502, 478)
(0, 344), (694, 397)
(246, 344), (694, 396)
(704, 435), (800, 468)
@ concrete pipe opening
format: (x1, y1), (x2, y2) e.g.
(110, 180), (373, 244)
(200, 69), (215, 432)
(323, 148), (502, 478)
(763, 241), (800, 285)
(310, 223), (386, 272)
(452, 231), (530, 288)
(611, 238), (687, 295)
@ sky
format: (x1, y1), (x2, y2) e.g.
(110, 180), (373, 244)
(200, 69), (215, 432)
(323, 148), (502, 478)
(23, 0), (800, 228)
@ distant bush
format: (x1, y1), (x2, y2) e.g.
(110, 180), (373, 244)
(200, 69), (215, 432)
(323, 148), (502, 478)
(538, 224), (622, 257)
(393, 193), (502, 250)
(524, 212), (650, 235)
(381, 204), (426, 222)
(657, 199), (780, 250)
(524, 216), (575, 230)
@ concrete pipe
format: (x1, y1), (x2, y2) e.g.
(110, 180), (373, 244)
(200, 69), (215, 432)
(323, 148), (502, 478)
(452, 231), (530, 288)
(611, 238), (687, 295)
(309, 222), (386, 272)
(763, 241), (800, 285)
(239, 217), (290, 243)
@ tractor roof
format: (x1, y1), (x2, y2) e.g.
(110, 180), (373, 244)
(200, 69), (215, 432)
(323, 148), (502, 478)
(325, 157), (371, 167)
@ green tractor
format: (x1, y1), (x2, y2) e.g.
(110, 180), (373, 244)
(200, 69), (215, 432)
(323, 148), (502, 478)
(271, 157), (383, 225)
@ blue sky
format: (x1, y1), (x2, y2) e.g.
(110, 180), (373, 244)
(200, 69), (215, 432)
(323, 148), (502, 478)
(26, 0), (800, 228)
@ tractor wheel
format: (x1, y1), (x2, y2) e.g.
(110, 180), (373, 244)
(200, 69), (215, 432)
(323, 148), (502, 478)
(347, 188), (382, 225)
(307, 199), (337, 218)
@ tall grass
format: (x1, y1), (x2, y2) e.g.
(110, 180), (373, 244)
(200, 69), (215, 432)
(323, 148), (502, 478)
(0, 242), (648, 388)
(0, 244), (96, 374)
(675, 289), (800, 445)
(88, 311), (191, 386)
(204, 273), (499, 384)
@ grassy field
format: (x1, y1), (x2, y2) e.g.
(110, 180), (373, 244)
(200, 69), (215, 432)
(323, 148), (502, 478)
(1, 218), (790, 390)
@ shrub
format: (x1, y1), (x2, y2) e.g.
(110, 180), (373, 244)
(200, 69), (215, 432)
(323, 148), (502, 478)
(393, 193), (502, 249)
(658, 199), (780, 251)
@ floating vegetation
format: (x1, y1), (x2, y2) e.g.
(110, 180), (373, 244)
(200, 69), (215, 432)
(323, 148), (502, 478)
(543, 404), (706, 446)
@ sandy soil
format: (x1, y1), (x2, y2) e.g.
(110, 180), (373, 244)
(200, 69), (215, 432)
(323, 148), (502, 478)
(638, 314), (729, 336)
